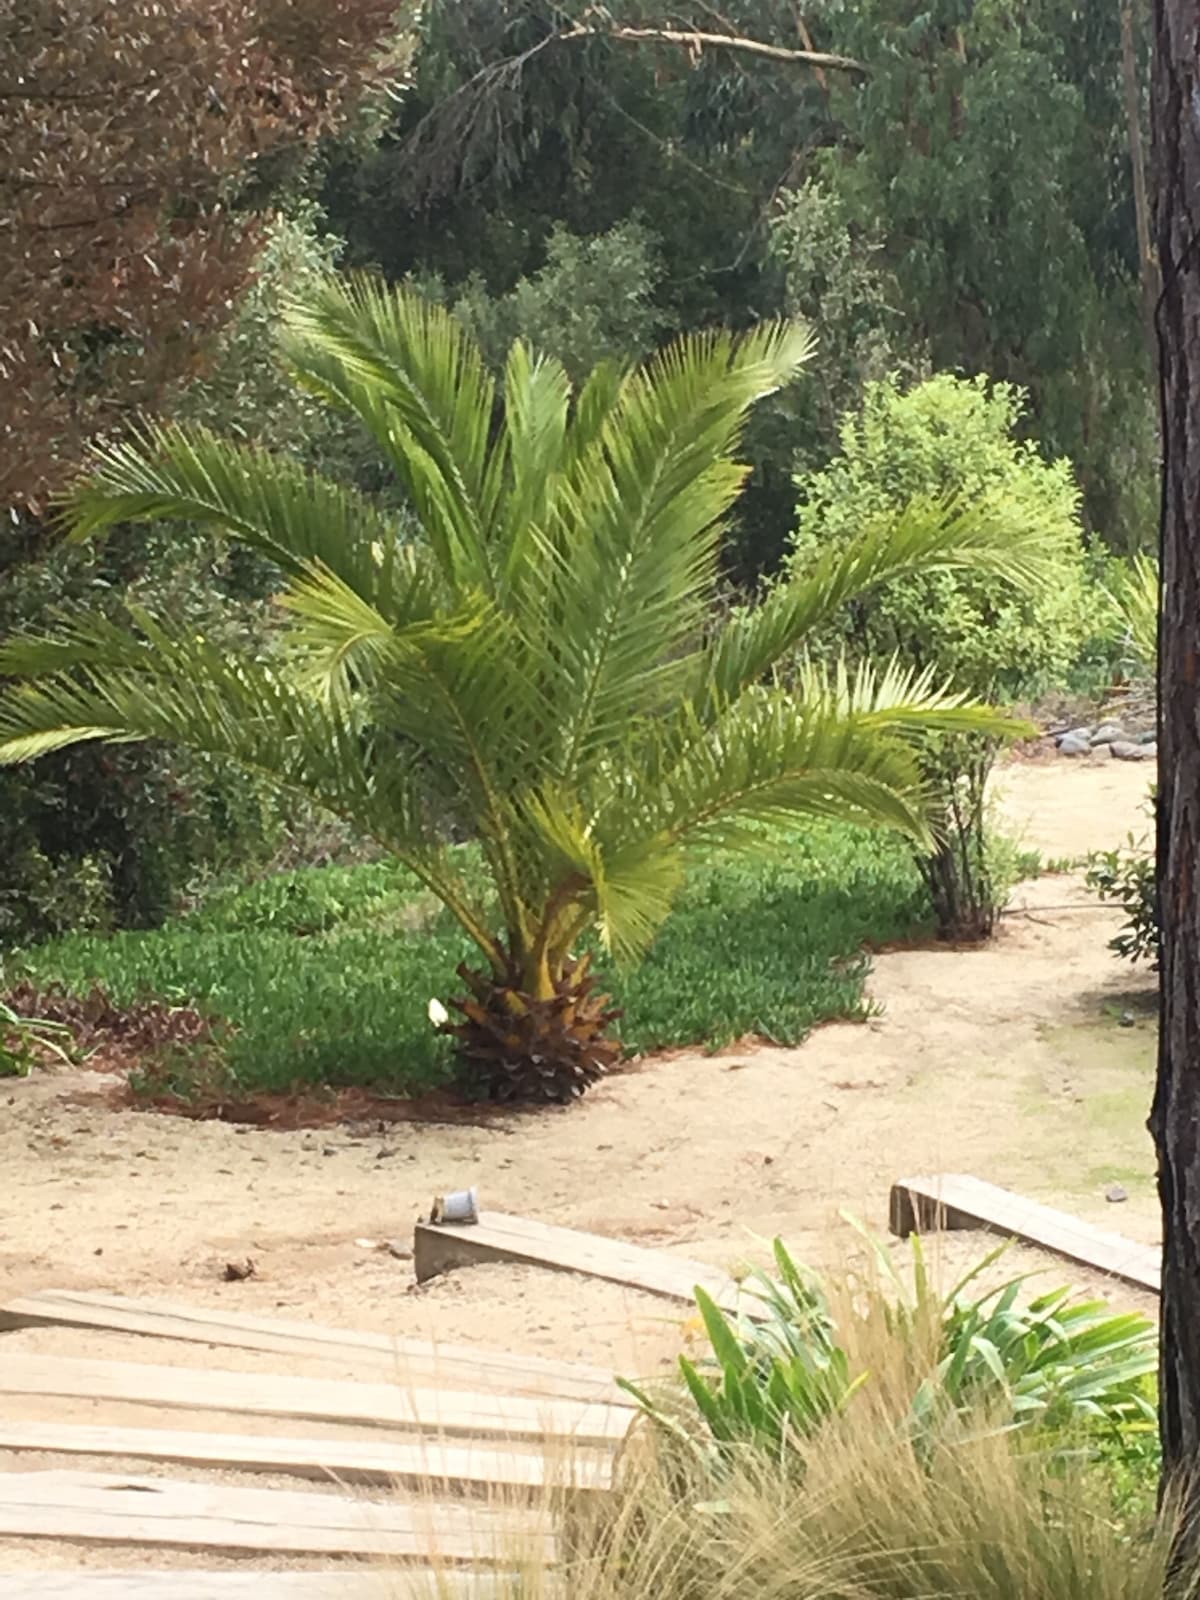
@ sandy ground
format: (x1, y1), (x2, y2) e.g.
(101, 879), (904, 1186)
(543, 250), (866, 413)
(0, 752), (1161, 1572)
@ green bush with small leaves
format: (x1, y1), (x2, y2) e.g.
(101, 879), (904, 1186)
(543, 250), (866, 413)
(789, 375), (1088, 939)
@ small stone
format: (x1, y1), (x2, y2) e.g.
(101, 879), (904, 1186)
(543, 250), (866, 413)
(1106, 1183), (1128, 1204)
(1110, 740), (1151, 761)
(1058, 732), (1091, 757)
(322, 1144), (338, 1156)
(1119, 1010), (1137, 1027)
(1091, 742), (1113, 760)
(1090, 722), (1126, 746)
(387, 1240), (414, 1261)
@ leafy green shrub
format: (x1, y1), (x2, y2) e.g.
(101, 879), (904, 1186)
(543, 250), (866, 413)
(416, 220), (664, 382)
(790, 375), (1088, 939)
(627, 1234), (1156, 1469)
(1087, 833), (1159, 967)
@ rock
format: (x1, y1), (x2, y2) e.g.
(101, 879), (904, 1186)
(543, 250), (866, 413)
(1119, 1010), (1137, 1028)
(1106, 1183), (1128, 1204)
(1090, 742), (1113, 760)
(1137, 728), (1158, 744)
(1056, 725), (1093, 747)
(1090, 722), (1126, 746)
(1110, 740), (1152, 761)
(1057, 732), (1092, 757)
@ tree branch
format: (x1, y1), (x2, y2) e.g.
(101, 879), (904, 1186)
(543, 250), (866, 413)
(565, 23), (868, 77)
(398, 15), (867, 205)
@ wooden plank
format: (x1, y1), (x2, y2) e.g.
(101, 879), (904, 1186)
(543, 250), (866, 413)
(889, 1174), (1161, 1292)
(0, 1354), (632, 1448)
(0, 1289), (623, 1406)
(0, 1470), (553, 1563)
(0, 1574), (506, 1599)
(414, 1210), (740, 1309)
(0, 1420), (612, 1493)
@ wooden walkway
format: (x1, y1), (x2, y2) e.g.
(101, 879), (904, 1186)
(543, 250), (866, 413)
(0, 1288), (636, 1594)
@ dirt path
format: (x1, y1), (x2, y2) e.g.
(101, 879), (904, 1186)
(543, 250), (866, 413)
(1, 756), (1159, 1376)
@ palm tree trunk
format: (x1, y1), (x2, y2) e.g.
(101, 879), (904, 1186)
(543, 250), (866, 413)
(1149, 0), (1200, 1548)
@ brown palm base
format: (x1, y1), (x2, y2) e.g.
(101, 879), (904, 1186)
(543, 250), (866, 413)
(440, 953), (623, 1104)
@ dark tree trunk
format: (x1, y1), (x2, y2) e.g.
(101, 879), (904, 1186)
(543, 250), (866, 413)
(1150, 0), (1200, 1541)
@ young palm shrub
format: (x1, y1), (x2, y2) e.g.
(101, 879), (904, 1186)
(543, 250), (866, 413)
(0, 280), (1048, 1102)
(625, 1236), (1156, 1472)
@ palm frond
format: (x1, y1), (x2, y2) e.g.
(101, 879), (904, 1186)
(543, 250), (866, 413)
(519, 792), (687, 966)
(280, 563), (484, 711)
(792, 656), (1033, 743)
(493, 340), (572, 583)
(652, 689), (932, 850)
(61, 424), (402, 603)
(548, 320), (813, 776)
(700, 496), (1057, 714)
(281, 275), (497, 587)
(0, 612), (500, 960)
(1106, 552), (1158, 674)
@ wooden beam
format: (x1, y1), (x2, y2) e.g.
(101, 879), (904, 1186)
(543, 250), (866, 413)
(0, 1289), (623, 1406)
(0, 1419), (612, 1493)
(414, 1210), (740, 1310)
(0, 1353), (633, 1447)
(889, 1174), (1161, 1292)
(0, 1470), (553, 1561)
(0, 1574), (505, 1599)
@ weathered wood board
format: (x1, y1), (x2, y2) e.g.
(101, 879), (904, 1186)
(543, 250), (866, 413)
(0, 1420), (612, 1492)
(889, 1173), (1160, 1292)
(0, 1574), (506, 1599)
(0, 1470), (553, 1563)
(414, 1210), (741, 1310)
(0, 1354), (633, 1447)
(0, 1288), (623, 1405)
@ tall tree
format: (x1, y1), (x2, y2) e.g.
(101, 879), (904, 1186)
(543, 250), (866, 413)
(0, 0), (404, 512)
(332, 1), (1153, 566)
(1149, 0), (1200, 1543)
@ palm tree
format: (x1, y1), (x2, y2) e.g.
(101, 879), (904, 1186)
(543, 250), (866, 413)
(0, 279), (1046, 1102)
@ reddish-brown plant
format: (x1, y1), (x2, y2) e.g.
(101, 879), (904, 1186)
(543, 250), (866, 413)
(0, 0), (407, 510)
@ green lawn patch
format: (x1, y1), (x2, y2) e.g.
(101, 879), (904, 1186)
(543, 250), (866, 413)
(6, 821), (930, 1099)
